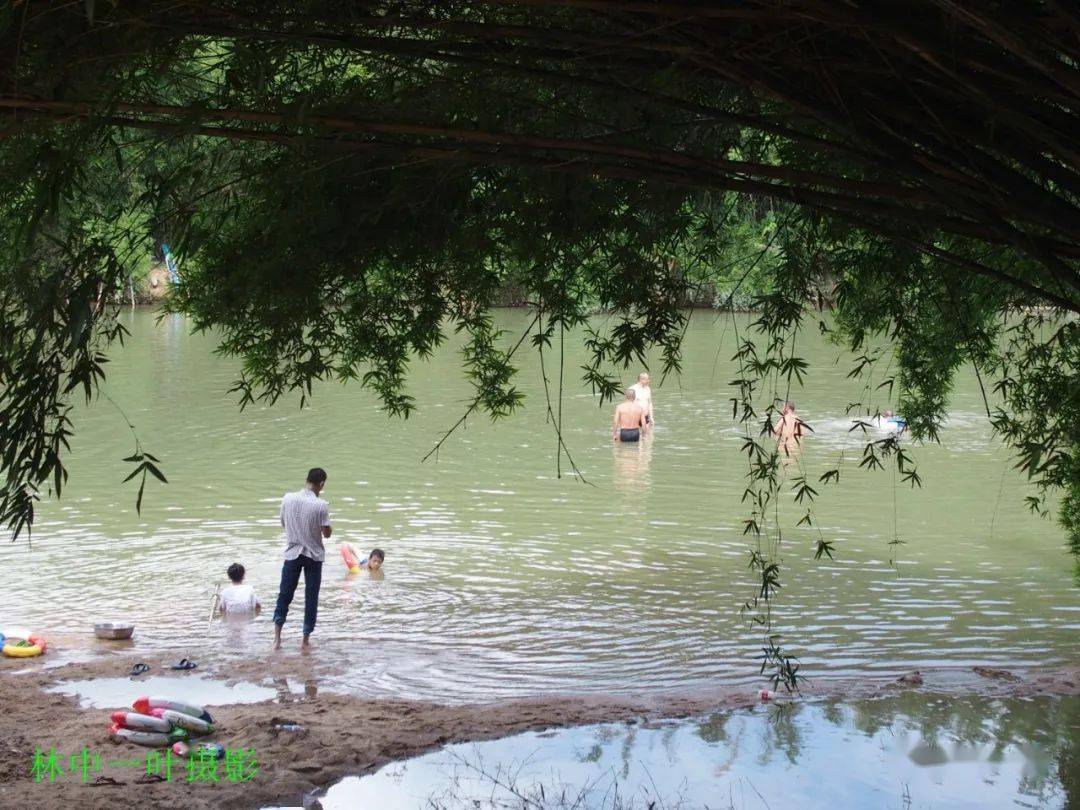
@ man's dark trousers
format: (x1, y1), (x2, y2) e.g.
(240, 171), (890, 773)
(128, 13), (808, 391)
(273, 553), (323, 635)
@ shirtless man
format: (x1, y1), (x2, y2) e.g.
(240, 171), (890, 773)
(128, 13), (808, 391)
(771, 400), (806, 458)
(629, 372), (654, 429)
(613, 388), (647, 443)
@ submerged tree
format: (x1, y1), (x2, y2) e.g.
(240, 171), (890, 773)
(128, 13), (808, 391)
(0, 0), (1077, 682)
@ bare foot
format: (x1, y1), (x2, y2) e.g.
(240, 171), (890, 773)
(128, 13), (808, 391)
(301, 634), (311, 649)
(273, 625), (282, 650)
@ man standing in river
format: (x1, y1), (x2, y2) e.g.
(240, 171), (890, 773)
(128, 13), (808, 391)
(630, 372), (654, 429)
(273, 467), (332, 650)
(612, 388), (647, 442)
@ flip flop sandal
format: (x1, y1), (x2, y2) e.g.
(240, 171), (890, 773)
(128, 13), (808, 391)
(170, 658), (197, 670)
(89, 775), (122, 787)
(128, 662), (150, 677)
(136, 773), (168, 783)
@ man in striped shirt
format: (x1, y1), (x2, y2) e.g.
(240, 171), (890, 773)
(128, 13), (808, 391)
(273, 467), (332, 650)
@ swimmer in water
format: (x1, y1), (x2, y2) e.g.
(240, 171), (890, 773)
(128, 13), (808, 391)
(771, 400), (806, 459)
(880, 409), (908, 435)
(612, 387), (647, 443)
(361, 548), (385, 571)
(343, 542), (385, 573)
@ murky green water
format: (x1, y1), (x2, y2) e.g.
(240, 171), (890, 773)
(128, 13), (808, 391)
(314, 695), (1080, 809)
(0, 310), (1076, 698)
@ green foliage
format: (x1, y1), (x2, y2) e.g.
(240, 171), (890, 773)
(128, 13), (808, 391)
(0, 0), (1076, 674)
(675, 194), (783, 308)
(1063, 473), (1080, 581)
(0, 122), (147, 539)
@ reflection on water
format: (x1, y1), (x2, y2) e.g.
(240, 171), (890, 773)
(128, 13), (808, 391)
(49, 675), (278, 708)
(272, 677), (317, 702)
(612, 433), (653, 499)
(319, 695), (1080, 809)
(221, 612), (262, 651)
(0, 310), (1077, 701)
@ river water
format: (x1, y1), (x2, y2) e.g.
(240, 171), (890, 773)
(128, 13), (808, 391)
(317, 695), (1080, 809)
(0, 310), (1076, 700)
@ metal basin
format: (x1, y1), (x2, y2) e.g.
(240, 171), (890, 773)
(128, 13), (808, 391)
(93, 623), (134, 640)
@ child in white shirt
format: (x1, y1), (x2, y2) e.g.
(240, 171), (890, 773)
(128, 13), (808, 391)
(219, 563), (261, 617)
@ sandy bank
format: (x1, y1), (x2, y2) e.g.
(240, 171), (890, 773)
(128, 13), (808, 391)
(1, 650), (1077, 809)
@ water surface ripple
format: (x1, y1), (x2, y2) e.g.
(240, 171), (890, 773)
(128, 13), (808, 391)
(0, 312), (1076, 700)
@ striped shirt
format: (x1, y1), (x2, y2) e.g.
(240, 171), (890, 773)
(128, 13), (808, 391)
(279, 489), (331, 562)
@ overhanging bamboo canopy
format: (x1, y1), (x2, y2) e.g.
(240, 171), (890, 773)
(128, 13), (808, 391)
(1, 0), (1078, 309)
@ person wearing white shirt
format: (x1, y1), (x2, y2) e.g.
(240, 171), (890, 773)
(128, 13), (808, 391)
(629, 372), (654, 428)
(273, 467), (332, 649)
(219, 562), (261, 618)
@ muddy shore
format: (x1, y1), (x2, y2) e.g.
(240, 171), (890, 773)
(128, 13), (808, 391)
(2, 649), (1077, 809)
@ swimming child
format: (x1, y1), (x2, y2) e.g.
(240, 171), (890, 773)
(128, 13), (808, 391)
(343, 542), (385, 572)
(362, 548), (385, 571)
(219, 563), (261, 617)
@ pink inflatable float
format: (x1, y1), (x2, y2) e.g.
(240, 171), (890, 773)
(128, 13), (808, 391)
(341, 544), (361, 574)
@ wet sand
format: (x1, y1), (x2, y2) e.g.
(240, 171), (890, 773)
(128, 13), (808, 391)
(2, 649), (1077, 809)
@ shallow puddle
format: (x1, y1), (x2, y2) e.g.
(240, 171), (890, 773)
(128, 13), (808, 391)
(48, 674), (277, 708)
(314, 694), (1079, 809)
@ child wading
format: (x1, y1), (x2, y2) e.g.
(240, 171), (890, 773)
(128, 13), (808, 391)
(219, 563), (261, 618)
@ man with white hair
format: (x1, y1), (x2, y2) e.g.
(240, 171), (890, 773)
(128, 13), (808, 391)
(630, 372), (654, 429)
